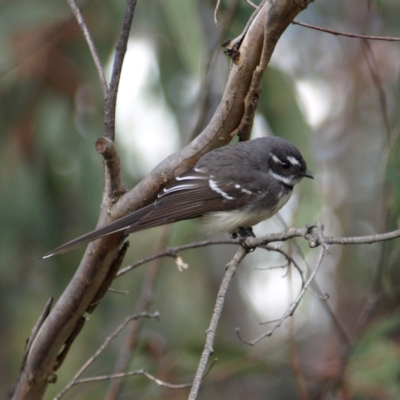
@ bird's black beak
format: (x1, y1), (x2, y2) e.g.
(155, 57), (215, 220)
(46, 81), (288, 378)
(303, 171), (314, 179)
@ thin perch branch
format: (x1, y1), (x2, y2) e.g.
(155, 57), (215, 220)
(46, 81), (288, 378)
(244, 225), (400, 248)
(117, 240), (236, 277)
(116, 226), (400, 280)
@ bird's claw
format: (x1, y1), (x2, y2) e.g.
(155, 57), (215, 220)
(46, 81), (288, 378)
(231, 227), (256, 253)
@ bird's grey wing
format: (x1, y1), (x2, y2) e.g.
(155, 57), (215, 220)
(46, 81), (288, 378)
(42, 169), (259, 258)
(125, 170), (260, 232)
(42, 171), (212, 258)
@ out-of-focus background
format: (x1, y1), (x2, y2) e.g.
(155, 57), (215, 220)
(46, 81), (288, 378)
(2, 0), (400, 399)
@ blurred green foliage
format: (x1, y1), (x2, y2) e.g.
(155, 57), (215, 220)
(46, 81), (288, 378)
(2, 0), (400, 399)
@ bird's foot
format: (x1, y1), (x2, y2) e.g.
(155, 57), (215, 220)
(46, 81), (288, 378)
(230, 227), (255, 240)
(231, 227), (256, 253)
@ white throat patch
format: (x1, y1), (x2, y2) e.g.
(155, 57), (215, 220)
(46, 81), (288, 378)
(268, 170), (295, 186)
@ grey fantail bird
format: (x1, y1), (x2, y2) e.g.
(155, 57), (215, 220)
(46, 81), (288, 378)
(43, 136), (313, 258)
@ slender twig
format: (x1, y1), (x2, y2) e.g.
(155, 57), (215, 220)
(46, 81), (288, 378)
(188, 247), (247, 399)
(320, 39), (396, 396)
(356, 38), (392, 324)
(292, 20), (400, 42)
(363, 41), (390, 139)
(116, 226), (400, 280)
(214, 0), (221, 25)
(69, 358), (219, 390)
(105, 0), (138, 141)
(245, 226), (400, 248)
(60, 369), (191, 390)
(245, 0), (258, 8)
(274, 215), (352, 346)
(288, 264), (311, 400)
(23, 298), (53, 366)
(191, 0), (241, 140)
(260, 244), (305, 284)
(54, 311), (159, 400)
(237, 229), (328, 345)
(67, 0), (108, 99)
(116, 240), (237, 277)
(108, 288), (129, 294)
(105, 228), (168, 399)
(324, 229), (400, 245)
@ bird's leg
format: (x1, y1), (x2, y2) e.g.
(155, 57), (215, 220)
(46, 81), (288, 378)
(231, 227), (255, 239)
(231, 227), (256, 252)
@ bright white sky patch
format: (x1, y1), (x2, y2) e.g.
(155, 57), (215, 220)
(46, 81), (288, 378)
(295, 79), (332, 128)
(108, 38), (180, 177)
(245, 265), (303, 321)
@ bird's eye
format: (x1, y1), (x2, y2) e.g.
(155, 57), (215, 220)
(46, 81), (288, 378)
(282, 161), (290, 169)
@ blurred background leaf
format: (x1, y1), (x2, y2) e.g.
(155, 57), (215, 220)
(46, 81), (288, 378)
(2, 0), (400, 399)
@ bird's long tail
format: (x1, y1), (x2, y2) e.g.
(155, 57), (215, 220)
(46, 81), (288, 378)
(41, 204), (154, 259)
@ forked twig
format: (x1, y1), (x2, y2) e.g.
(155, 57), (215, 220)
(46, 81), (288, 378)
(58, 369), (191, 394)
(54, 311), (159, 400)
(67, 0), (108, 98)
(237, 225), (329, 345)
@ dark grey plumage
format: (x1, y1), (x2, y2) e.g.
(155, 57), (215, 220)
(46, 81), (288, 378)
(42, 136), (312, 258)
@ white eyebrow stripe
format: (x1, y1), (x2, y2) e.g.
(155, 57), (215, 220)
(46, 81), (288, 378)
(287, 156), (300, 166)
(272, 154), (282, 164)
(209, 179), (234, 200)
(268, 171), (294, 186)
